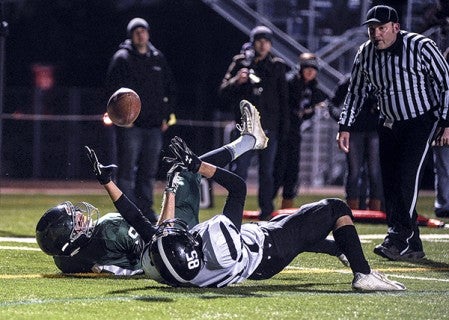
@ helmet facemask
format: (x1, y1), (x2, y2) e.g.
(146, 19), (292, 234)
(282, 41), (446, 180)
(65, 201), (98, 245)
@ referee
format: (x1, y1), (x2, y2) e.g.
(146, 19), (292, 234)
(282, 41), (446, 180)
(337, 5), (449, 261)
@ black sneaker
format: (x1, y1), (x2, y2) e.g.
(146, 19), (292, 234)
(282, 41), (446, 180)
(374, 243), (425, 261)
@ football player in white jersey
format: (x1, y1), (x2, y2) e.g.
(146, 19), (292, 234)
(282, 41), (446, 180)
(153, 102), (406, 290)
(91, 100), (406, 291)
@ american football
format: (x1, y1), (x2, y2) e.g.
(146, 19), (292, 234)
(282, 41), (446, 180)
(106, 87), (141, 127)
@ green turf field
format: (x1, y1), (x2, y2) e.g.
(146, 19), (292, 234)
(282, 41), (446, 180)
(1, 192), (448, 319)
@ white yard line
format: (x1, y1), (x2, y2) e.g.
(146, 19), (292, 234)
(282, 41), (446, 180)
(358, 234), (449, 240)
(0, 237), (37, 243)
(388, 274), (449, 282)
(0, 246), (40, 251)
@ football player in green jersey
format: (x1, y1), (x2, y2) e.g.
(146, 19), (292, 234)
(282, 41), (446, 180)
(36, 165), (202, 276)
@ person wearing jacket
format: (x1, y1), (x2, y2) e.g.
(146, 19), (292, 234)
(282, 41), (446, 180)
(219, 26), (289, 220)
(273, 53), (327, 209)
(106, 17), (177, 222)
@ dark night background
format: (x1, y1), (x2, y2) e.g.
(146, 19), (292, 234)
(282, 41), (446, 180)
(6, 0), (245, 117)
(0, 0), (443, 187)
(2, 0), (249, 179)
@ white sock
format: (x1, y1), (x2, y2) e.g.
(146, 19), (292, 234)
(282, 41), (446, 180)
(224, 135), (256, 160)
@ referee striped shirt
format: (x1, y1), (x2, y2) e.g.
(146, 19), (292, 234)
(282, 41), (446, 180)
(339, 31), (449, 130)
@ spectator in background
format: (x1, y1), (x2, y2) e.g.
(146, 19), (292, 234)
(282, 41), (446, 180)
(219, 26), (289, 220)
(337, 5), (449, 261)
(328, 76), (383, 211)
(105, 17), (177, 223)
(272, 53), (327, 209)
(433, 47), (449, 218)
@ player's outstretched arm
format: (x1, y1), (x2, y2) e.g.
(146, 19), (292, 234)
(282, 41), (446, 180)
(85, 146), (117, 185)
(85, 146), (156, 242)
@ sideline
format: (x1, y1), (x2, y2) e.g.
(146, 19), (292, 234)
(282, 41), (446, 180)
(0, 179), (346, 196)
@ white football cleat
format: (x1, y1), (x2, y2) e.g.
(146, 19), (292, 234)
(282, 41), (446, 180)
(236, 100), (268, 150)
(352, 271), (406, 291)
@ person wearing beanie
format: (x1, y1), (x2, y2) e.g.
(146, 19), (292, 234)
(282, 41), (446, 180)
(126, 17), (149, 38)
(106, 17), (177, 223)
(249, 26), (273, 43)
(272, 52), (328, 209)
(298, 52), (319, 70)
(337, 5), (449, 262)
(219, 25), (290, 221)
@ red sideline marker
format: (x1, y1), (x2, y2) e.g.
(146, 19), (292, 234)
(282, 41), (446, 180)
(243, 208), (447, 228)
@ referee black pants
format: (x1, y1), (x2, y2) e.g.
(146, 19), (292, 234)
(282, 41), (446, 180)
(378, 112), (438, 251)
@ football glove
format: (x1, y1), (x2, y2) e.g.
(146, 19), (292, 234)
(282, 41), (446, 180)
(168, 136), (201, 173)
(165, 161), (186, 194)
(85, 146), (117, 185)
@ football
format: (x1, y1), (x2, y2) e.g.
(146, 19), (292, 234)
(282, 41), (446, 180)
(107, 87), (141, 127)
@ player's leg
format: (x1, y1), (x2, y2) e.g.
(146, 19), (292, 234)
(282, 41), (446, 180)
(171, 100), (267, 228)
(250, 198), (405, 290)
(268, 206), (348, 266)
(250, 198), (350, 279)
(200, 100), (268, 167)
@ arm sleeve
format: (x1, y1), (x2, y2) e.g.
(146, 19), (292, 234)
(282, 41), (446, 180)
(113, 194), (156, 243)
(210, 167), (246, 230)
(338, 46), (369, 131)
(422, 40), (449, 127)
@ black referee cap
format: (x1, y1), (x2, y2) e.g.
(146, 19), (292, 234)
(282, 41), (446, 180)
(363, 5), (399, 26)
